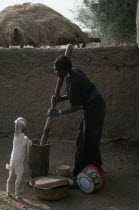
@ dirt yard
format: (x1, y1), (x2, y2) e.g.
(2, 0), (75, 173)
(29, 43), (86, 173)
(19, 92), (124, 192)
(0, 137), (139, 210)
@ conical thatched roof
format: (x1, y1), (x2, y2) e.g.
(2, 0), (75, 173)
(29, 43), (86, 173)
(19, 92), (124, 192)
(0, 3), (89, 47)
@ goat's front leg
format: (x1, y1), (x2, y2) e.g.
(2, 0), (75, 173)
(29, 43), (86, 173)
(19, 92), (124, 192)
(6, 170), (14, 196)
(15, 168), (24, 199)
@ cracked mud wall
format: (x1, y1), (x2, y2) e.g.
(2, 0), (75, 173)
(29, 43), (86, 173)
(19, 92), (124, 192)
(0, 45), (139, 144)
(137, 0), (139, 46)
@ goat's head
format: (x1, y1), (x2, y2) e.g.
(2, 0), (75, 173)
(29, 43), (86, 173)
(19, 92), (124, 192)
(14, 117), (26, 132)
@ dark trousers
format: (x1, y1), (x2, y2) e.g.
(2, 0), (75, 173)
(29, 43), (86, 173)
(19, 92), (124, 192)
(73, 95), (106, 176)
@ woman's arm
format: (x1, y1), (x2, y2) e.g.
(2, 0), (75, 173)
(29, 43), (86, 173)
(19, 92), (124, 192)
(51, 95), (68, 104)
(47, 105), (82, 117)
(60, 104), (81, 114)
(61, 95), (68, 101)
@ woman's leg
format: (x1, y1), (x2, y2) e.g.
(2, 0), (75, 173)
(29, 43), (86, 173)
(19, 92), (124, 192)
(73, 119), (86, 176)
(84, 97), (106, 168)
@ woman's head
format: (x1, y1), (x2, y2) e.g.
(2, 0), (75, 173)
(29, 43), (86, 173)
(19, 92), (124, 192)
(54, 55), (72, 77)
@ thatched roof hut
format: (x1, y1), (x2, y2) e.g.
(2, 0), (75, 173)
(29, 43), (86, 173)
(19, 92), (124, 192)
(0, 3), (89, 47)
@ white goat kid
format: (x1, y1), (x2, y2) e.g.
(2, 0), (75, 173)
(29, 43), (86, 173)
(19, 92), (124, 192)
(6, 117), (32, 199)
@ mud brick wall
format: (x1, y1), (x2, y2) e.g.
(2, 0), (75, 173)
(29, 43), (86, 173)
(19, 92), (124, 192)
(0, 45), (139, 144)
(137, 0), (139, 46)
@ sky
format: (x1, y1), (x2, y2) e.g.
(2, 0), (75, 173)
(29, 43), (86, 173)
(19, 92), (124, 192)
(0, 0), (83, 24)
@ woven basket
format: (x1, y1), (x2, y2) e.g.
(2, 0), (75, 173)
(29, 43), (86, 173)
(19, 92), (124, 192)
(29, 176), (72, 200)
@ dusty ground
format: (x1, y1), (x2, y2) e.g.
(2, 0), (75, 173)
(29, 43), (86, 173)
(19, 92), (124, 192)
(0, 137), (139, 210)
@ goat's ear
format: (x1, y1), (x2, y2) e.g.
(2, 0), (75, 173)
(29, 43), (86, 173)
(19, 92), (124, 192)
(22, 120), (26, 127)
(20, 118), (26, 126)
(24, 119), (27, 126)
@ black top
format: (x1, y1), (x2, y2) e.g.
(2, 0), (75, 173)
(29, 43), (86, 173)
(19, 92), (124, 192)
(66, 68), (99, 106)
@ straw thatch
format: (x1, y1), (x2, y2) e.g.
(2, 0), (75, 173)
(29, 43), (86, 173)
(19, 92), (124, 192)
(0, 3), (90, 47)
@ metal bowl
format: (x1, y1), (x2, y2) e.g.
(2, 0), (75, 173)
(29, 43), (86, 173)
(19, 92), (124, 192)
(29, 176), (72, 200)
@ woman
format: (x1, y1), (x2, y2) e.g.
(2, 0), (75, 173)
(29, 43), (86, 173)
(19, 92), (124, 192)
(47, 55), (106, 185)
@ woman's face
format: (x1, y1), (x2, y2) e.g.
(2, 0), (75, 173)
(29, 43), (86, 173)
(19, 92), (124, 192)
(54, 66), (67, 78)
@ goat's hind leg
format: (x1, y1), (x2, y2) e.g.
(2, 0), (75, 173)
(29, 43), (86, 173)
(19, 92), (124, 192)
(15, 168), (24, 199)
(6, 170), (14, 196)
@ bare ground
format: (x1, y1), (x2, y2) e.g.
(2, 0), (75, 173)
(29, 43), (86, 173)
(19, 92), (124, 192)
(0, 137), (139, 210)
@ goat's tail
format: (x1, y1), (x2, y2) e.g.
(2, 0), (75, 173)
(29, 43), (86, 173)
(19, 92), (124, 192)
(6, 164), (13, 170)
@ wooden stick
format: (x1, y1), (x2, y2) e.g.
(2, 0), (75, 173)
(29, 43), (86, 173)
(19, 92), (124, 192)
(40, 44), (73, 145)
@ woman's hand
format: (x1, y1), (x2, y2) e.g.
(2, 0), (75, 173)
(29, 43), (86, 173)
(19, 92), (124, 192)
(47, 109), (61, 117)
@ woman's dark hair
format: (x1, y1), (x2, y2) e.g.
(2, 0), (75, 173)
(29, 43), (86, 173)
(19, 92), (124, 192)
(54, 55), (72, 73)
